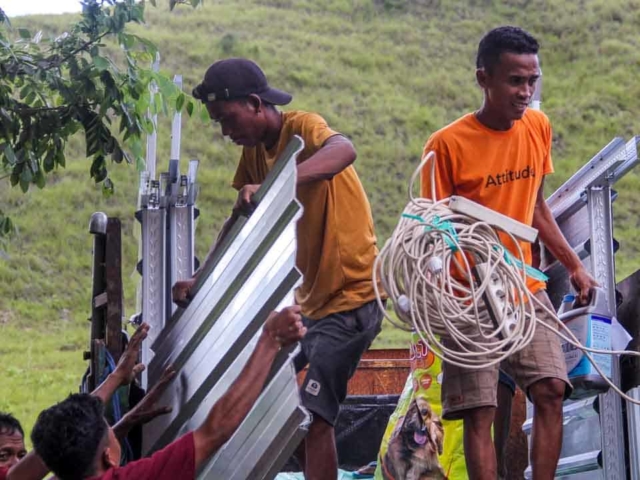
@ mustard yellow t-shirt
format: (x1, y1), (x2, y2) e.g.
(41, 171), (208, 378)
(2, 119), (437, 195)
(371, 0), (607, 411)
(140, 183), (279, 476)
(232, 110), (381, 319)
(421, 109), (554, 293)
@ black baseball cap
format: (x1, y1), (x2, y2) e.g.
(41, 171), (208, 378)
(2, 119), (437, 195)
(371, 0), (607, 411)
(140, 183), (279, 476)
(193, 58), (292, 105)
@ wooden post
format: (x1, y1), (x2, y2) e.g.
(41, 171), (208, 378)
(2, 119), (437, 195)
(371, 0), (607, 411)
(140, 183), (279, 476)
(105, 218), (123, 363)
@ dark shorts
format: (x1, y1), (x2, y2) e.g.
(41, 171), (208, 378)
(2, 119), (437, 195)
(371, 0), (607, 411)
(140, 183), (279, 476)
(293, 299), (384, 426)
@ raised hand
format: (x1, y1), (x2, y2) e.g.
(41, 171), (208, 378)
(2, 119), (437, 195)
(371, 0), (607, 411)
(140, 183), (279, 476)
(263, 306), (306, 347)
(112, 323), (149, 386)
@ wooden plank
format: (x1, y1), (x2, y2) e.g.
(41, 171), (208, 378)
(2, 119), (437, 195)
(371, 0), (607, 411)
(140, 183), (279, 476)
(297, 348), (411, 396)
(105, 218), (124, 363)
(93, 292), (108, 309)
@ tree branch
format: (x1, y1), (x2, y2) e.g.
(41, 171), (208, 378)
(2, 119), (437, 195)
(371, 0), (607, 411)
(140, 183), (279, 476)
(43, 31), (111, 72)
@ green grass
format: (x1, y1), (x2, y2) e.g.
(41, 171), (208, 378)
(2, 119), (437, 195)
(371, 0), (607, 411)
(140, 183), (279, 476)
(2, 0), (640, 442)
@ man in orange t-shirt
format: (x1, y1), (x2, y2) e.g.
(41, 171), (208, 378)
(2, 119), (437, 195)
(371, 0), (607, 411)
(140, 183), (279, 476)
(175, 58), (385, 480)
(421, 27), (597, 480)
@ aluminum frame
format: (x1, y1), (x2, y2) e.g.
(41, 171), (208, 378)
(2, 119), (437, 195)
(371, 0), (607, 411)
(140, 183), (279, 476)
(145, 54), (160, 181)
(588, 185), (625, 480)
(142, 137), (309, 476)
(628, 387), (640, 480)
(527, 136), (640, 480)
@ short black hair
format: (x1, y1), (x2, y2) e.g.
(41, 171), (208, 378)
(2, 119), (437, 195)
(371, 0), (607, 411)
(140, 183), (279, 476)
(0, 412), (24, 438)
(31, 394), (108, 480)
(476, 26), (539, 72)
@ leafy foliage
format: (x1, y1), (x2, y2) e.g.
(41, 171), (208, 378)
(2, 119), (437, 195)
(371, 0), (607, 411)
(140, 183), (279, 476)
(0, 0), (204, 236)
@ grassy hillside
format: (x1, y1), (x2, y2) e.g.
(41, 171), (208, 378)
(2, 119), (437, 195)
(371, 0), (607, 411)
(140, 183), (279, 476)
(2, 0), (640, 441)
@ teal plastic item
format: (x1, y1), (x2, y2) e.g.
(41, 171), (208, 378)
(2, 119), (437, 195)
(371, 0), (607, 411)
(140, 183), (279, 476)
(558, 287), (612, 399)
(276, 470), (362, 479)
(496, 246), (549, 282)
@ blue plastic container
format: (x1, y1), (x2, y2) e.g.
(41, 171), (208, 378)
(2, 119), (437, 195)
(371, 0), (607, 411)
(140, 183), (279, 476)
(558, 288), (612, 399)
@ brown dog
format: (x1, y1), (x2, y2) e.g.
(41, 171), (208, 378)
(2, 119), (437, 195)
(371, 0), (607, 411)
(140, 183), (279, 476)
(381, 396), (446, 480)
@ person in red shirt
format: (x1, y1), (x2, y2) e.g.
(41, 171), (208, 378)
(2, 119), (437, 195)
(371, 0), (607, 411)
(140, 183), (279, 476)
(6, 322), (175, 480)
(20, 306), (304, 480)
(0, 413), (27, 480)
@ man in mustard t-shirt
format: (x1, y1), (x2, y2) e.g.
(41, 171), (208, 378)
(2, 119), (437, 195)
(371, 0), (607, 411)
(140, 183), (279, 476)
(421, 27), (598, 479)
(175, 58), (385, 480)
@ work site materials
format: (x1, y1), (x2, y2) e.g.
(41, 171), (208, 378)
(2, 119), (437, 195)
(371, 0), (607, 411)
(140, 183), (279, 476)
(86, 213), (125, 392)
(135, 69), (310, 479)
(522, 136), (640, 479)
(559, 287), (612, 399)
(374, 136), (640, 479)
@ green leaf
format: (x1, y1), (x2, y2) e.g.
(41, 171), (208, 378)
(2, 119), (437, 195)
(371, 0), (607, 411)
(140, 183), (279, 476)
(135, 155), (145, 172)
(175, 93), (185, 112)
(155, 74), (176, 99)
(0, 215), (14, 236)
(24, 91), (36, 105)
(3, 144), (17, 166)
(19, 168), (32, 192)
(34, 169), (46, 189)
(10, 170), (19, 187)
(153, 94), (163, 115)
(19, 85), (31, 100)
(43, 150), (55, 173)
(199, 102), (210, 123)
(141, 117), (154, 134)
(90, 155), (107, 183)
(112, 144), (124, 163)
(119, 33), (135, 49)
(18, 28), (31, 39)
(56, 150), (66, 168)
(93, 55), (110, 71)
(103, 177), (114, 196)
(132, 35), (158, 55)
(186, 100), (195, 117)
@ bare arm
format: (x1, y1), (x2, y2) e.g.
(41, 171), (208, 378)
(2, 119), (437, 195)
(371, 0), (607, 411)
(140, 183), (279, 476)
(295, 135), (357, 185)
(8, 325), (152, 480)
(112, 365), (175, 441)
(6, 452), (49, 480)
(175, 136), (356, 307)
(231, 135), (357, 217)
(192, 306), (306, 471)
(92, 323), (148, 403)
(532, 177), (597, 303)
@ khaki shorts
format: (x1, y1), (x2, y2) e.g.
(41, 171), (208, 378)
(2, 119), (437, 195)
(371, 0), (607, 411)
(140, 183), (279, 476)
(441, 290), (572, 420)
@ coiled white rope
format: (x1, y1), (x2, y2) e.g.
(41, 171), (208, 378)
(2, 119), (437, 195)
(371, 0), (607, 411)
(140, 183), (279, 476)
(373, 151), (640, 404)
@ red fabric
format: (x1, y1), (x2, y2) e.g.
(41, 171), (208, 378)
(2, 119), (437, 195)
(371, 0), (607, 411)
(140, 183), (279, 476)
(89, 432), (195, 480)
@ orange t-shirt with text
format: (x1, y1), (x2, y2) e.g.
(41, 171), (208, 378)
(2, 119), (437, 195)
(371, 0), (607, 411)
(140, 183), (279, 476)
(233, 111), (381, 319)
(421, 109), (553, 293)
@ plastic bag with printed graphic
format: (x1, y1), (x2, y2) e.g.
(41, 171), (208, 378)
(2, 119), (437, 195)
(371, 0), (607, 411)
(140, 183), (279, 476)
(375, 333), (467, 480)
